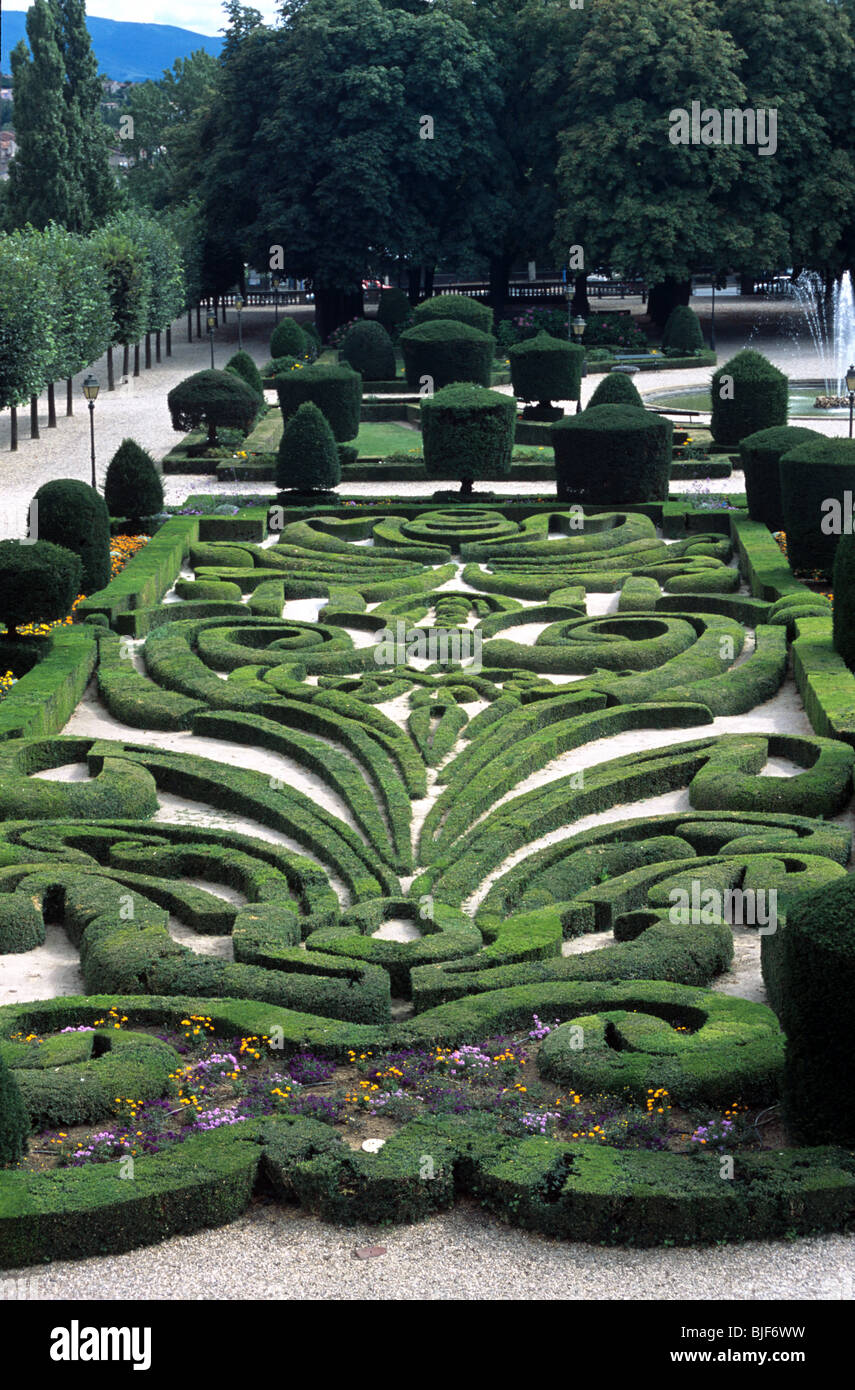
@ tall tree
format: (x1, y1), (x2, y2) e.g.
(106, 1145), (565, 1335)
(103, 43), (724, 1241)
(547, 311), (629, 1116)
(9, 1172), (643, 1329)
(6, 1), (75, 230)
(0, 232), (55, 450)
(40, 223), (113, 420)
(53, 0), (116, 226)
(90, 223), (152, 389)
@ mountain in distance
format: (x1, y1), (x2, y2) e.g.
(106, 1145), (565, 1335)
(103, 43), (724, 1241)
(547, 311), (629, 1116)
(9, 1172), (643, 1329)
(1, 10), (223, 83)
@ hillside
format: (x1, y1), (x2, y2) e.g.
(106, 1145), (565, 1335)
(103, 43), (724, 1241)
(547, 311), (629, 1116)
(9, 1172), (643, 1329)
(1, 10), (223, 83)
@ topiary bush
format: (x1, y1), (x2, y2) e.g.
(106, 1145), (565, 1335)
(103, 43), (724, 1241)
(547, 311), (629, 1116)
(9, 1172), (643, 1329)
(400, 320), (495, 391)
(32, 479), (110, 593)
(376, 288), (412, 340)
(276, 401), (342, 493)
(104, 440), (164, 528)
(661, 305), (704, 354)
(553, 404), (673, 504)
(710, 350), (788, 445)
(168, 370), (260, 447)
(739, 425), (822, 531)
(275, 363), (362, 442)
(303, 322), (322, 353)
(0, 539), (82, 636)
(225, 350), (265, 404)
(587, 371), (645, 410)
(0, 1051), (29, 1167)
(421, 384), (516, 497)
(777, 874), (855, 1145)
(339, 320), (396, 381)
(833, 532), (855, 668)
(411, 293), (494, 335)
(508, 332), (584, 417)
(270, 317), (308, 361)
(779, 437), (855, 574)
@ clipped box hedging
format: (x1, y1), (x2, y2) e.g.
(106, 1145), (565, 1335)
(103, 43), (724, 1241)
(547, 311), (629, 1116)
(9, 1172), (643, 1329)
(339, 320), (396, 381)
(779, 436), (855, 574)
(552, 405), (673, 504)
(710, 350), (788, 446)
(833, 532), (855, 669)
(738, 425), (821, 531)
(275, 363), (362, 442)
(586, 371), (644, 409)
(400, 320), (495, 391)
(421, 384), (516, 490)
(32, 479), (111, 593)
(411, 293), (493, 334)
(508, 332), (584, 404)
(661, 305), (704, 354)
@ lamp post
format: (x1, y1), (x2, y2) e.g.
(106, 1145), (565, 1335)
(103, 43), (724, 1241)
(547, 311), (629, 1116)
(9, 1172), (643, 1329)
(82, 374), (99, 490)
(571, 315), (587, 413)
(234, 295), (244, 352)
(207, 311), (216, 369)
(710, 274), (717, 353)
(272, 276), (281, 324)
(847, 364), (855, 440)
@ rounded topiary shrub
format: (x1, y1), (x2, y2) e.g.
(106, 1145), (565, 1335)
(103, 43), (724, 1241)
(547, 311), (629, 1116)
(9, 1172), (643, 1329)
(225, 350), (265, 404)
(710, 350), (788, 445)
(32, 479), (110, 593)
(0, 539), (82, 635)
(270, 317), (308, 361)
(339, 320), (396, 381)
(777, 874), (855, 1145)
(411, 293), (494, 335)
(778, 437), (855, 575)
(275, 363), (361, 442)
(0, 1051), (29, 1167)
(104, 439), (164, 527)
(508, 332), (584, 414)
(661, 305), (704, 354)
(168, 369), (259, 446)
(553, 404), (673, 504)
(303, 322), (321, 352)
(400, 320), (495, 391)
(376, 288), (411, 339)
(587, 371), (645, 410)
(421, 383), (516, 497)
(276, 400), (341, 493)
(739, 425), (822, 531)
(833, 532), (855, 668)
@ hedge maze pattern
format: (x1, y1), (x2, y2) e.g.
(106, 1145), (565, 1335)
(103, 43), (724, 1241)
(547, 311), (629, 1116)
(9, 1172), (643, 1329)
(2, 506), (855, 1260)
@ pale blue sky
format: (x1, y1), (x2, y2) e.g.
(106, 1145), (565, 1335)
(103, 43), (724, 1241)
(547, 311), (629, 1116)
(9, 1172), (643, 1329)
(7, 3), (282, 37)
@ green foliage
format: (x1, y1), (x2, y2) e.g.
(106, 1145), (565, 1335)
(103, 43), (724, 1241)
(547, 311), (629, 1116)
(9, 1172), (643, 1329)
(40, 224), (113, 383)
(6, 2), (75, 230)
(553, 405), (673, 504)
(340, 321), (396, 381)
(586, 371), (645, 410)
(0, 231), (54, 409)
(104, 440), (165, 524)
(270, 318), (308, 361)
(274, 364), (362, 443)
(225, 350), (265, 403)
(832, 533), (855, 669)
(508, 332), (584, 404)
(0, 540), (82, 635)
(412, 294), (494, 334)
(739, 425), (822, 530)
(400, 320), (495, 391)
(376, 289), (412, 339)
(32, 481), (110, 594)
(91, 225), (152, 349)
(711, 350), (788, 446)
(421, 384), (516, 492)
(0, 1050), (29, 1168)
(168, 369), (259, 446)
(276, 401), (342, 493)
(661, 306), (704, 354)
(111, 211), (185, 334)
(779, 437), (855, 574)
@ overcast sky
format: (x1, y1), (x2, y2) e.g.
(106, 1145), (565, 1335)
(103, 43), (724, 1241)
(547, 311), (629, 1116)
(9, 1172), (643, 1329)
(7, 3), (283, 37)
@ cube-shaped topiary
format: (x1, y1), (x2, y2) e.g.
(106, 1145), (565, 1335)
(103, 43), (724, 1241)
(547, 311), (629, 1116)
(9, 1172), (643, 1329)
(168, 369), (259, 447)
(104, 439), (164, 527)
(400, 320), (495, 391)
(376, 288), (412, 339)
(553, 404), (673, 504)
(739, 425), (822, 531)
(339, 320), (396, 381)
(32, 479), (110, 593)
(0, 539), (82, 636)
(0, 1051), (29, 1167)
(225, 350), (265, 404)
(411, 293), (494, 335)
(508, 332), (584, 413)
(833, 532), (855, 669)
(779, 437), (855, 574)
(661, 305), (704, 354)
(587, 371), (645, 410)
(421, 383), (516, 496)
(276, 400), (342, 493)
(275, 363), (362, 442)
(270, 316), (308, 361)
(710, 350), (788, 445)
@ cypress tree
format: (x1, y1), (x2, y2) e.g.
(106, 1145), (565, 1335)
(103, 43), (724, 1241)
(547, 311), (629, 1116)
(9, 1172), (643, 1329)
(54, 0), (116, 227)
(7, 1), (75, 230)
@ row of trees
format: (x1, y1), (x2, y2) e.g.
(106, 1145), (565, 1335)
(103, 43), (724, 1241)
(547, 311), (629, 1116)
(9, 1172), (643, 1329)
(116, 0), (855, 334)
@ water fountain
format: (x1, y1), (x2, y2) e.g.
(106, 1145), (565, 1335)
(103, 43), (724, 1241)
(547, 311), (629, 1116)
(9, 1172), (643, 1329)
(787, 269), (855, 402)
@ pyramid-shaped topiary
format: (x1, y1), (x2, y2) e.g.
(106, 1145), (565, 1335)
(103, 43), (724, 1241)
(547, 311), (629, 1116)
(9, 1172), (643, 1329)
(587, 371), (645, 409)
(276, 400), (342, 492)
(105, 439), (164, 526)
(225, 350), (265, 405)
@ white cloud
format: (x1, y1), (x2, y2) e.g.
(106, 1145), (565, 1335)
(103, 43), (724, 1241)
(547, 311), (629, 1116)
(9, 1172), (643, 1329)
(7, 3), (282, 39)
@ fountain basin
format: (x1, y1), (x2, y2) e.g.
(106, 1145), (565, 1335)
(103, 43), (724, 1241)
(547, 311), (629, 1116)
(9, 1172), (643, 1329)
(644, 380), (853, 419)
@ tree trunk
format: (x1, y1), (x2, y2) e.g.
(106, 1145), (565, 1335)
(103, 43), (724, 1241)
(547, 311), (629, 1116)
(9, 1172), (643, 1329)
(67, 378), (73, 416)
(196, 304), (202, 335)
(107, 345), (115, 391)
(166, 326), (172, 357)
(30, 395), (39, 439)
(47, 382), (57, 428)
(221, 296), (227, 323)
(133, 343), (140, 377)
(207, 420), (217, 448)
(571, 272), (590, 318)
(740, 273), (756, 296)
(10, 406), (17, 451)
(647, 278), (691, 329)
(488, 253), (510, 321)
(407, 265), (422, 306)
(187, 310), (193, 342)
(156, 331), (162, 363)
(145, 334), (152, 369)
(423, 264), (435, 300)
(314, 285), (364, 343)
(122, 344), (129, 377)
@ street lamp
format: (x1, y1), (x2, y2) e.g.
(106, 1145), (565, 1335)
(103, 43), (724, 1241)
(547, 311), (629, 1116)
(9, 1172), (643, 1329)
(571, 315), (587, 413)
(272, 276), (281, 324)
(82, 374), (99, 490)
(847, 364), (855, 440)
(234, 295), (244, 352)
(207, 311), (216, 369)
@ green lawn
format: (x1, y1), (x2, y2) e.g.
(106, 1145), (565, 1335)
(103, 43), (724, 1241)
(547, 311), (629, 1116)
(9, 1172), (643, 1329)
(356, 422), (421, 456)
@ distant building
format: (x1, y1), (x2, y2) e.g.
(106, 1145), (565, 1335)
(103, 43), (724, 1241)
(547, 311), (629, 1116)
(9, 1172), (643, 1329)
(0, 129), (18, 180)
(0, 89), (13, 102)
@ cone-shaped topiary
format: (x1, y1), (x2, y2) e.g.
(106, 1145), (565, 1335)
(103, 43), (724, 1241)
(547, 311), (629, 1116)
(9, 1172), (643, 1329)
(376, 288), (411, 339)
(276, 400), (342, 492)
(270, 317), (308, 361)
(339, 320), (397, 381)
(0, 1050), (29, 1167)
(661, 305), (704, 354)
(508, 331), (584, 411)
(779, 437), (855, 574)
(104, 439), (164, 526)
(32, 479), (110, 593)
(587, 371), (645, 409)
(168, 369), (259, 446)
(275, 363), (361, 442)
(421, 383), (516, 497)
(833, 532), (855, 669)
(303, 322), (322, 354)
(225, 350), (265, 404)
(553, 405), (673, 504)
(739, 425), (822, 530)
(412, 293), (493, 334)
(710, 350), (788, 445)
(0, 539), (81, 636)
(400, 320), (495, 391)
